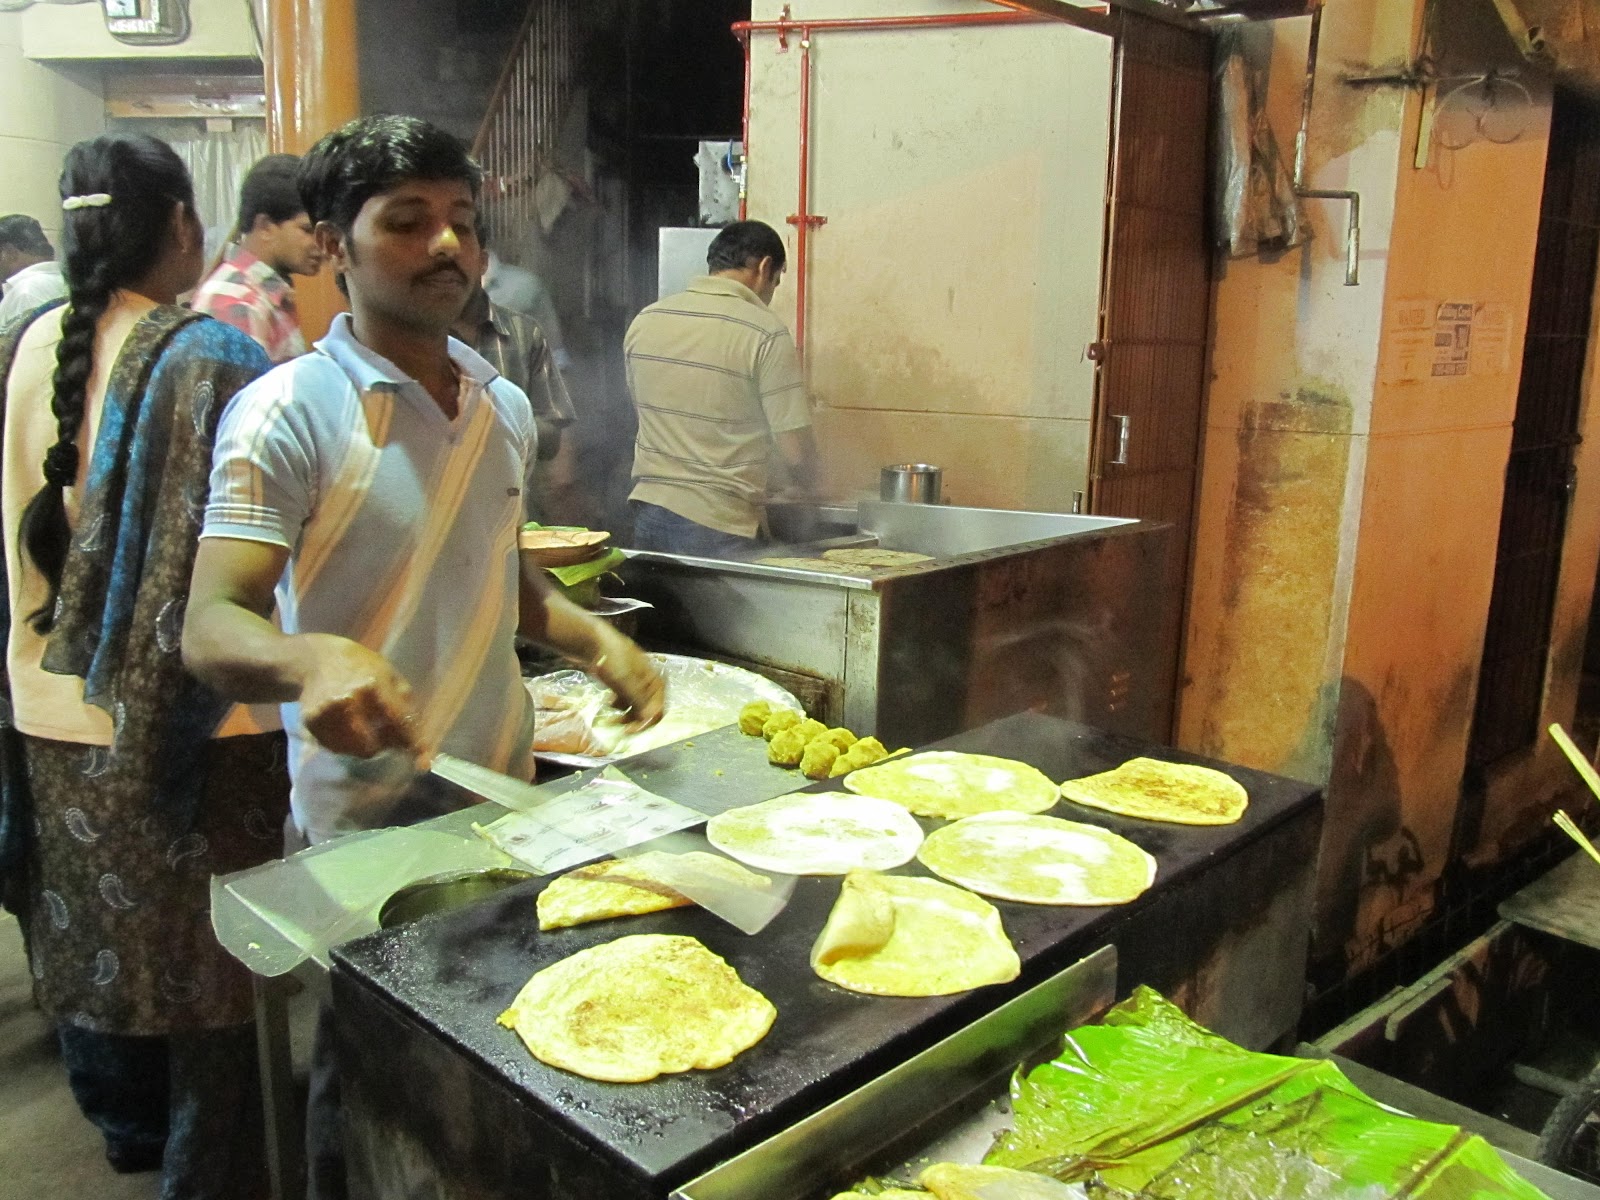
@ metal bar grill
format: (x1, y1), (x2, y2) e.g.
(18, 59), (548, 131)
(471, 0), (576, 258)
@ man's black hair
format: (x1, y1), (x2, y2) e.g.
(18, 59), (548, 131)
(706, 220), (786, 274)
(236, 154), (305, 234)
(0, 214), (54, 258)
(297, 114), (483, 235)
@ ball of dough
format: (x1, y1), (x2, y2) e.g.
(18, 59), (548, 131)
(768, 728), (807, 766)
(819, 727), (857, 752)
(852, 737), (889, 765)
(762, 710), (802, 741)
(739, 700), (773, 736)
(800, 741), (840, 780)
(794, 717), (828, 744)
(829, 752), (856, 778)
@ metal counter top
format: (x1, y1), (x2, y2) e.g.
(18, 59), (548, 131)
(331, 712), (1322, 1197)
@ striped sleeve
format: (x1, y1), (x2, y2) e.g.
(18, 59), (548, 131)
(755, 328), (810, 434)
(201, 367), (316, 548)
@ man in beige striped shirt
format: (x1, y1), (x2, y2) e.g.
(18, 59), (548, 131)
(626, 220), (815, 557)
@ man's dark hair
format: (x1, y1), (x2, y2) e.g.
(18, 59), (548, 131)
(0, 214), (54, 258)
(706, 220), (786, 274)
(298, 114), (483, 235)
(236, 153), (305, 234)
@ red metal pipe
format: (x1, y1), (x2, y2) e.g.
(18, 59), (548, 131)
(739, 32), (751, 220)
(790, 32), (818, 354)
(731, 11), (1054, 35)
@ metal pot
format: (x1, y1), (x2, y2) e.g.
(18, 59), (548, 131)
(879, 463), (943, 504)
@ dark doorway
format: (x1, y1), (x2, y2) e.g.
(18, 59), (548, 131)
(1467, 87), (1600, 770)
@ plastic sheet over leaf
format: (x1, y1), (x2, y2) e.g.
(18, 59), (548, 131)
(986, 987), (1550, 1200)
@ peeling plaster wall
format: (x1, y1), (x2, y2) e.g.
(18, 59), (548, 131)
(745, 0), (1114, 509)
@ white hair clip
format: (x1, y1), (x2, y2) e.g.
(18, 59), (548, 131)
(62, 193), (113, 211)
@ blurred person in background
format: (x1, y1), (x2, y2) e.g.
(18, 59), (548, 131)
(0, 214), (65, 328)
(190, 153), (323, 363)
(0, 133), (287, 1197)
(625, 220), (815, 557)
(453, 227), (575, 520)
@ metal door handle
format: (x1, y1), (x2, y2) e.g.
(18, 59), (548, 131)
(1111, 415), (1131, 466)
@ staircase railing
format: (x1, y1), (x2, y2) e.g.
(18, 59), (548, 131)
(471, 0), (577, 255)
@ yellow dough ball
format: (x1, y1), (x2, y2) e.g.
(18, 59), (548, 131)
(819, 727), (857, 752)
(794, 718), (828, 744)
(739, 700), (773, 736)
(762, 709), (802, 741)
(768, 728), (808, 766)
(800, 741), (841, 780)
(852, 737), (888, 765)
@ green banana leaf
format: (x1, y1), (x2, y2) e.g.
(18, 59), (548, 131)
(985, 987), (1550, 1200)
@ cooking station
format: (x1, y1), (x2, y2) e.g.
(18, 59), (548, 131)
(329, 712), (1323, 1200)
(619, 500), (1178, 744)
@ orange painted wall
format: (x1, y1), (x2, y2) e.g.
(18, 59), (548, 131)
(1325, 79), (1551, 973)
(1180, 2), (1414, 787)
(1178, 0), (1588, 986)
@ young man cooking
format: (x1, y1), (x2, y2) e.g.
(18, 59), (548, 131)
(184, 112), (663, 840)
(182, 114), (665, 1199)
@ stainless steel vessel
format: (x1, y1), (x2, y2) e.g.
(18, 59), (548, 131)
(879, 462), (942, 504)
(620, 499), (1177, 744)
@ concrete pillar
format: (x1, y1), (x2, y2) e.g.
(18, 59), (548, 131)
(264, 0), (360, 339)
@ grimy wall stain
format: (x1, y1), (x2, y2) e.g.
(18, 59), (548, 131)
(1191, 383), (1354, 785)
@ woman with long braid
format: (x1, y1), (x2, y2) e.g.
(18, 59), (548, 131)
(0, 134), (288, 1197)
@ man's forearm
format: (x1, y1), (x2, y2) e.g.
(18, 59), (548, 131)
(183, 599), (315, 704)
(517, 571), (613, 664)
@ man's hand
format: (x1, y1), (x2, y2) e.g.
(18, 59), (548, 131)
(295, 633), (425, 760)
(588, 632), (666, 731)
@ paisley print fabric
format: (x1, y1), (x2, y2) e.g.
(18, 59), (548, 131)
(23, 731), (288, 1034)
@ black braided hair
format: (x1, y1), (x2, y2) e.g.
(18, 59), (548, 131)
(19, 133), (195, 634)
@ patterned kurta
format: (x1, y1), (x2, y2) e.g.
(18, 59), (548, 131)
(0, 306), (289, 1034)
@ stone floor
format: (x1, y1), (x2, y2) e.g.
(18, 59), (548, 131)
(0, 914), (159, 1200)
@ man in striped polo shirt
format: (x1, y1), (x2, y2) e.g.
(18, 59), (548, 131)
(626, 220), (816, 557)
(183, 116), (664, 848)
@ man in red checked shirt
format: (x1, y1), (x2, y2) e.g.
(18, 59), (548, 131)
(191, 154), (323, 363)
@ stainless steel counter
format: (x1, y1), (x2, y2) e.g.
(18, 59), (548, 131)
(621, 500), (1176, 745)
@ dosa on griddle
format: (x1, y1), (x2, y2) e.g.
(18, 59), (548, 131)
(706, 793), (924, 874)
(844, 750), (1058, 820)
(1060, 757), (1247, 825)
(497, 934), (775, 1082)
(917, 813), (1155, 906)
(811, 871), (1019, 997)
(536, 852), (771, 930)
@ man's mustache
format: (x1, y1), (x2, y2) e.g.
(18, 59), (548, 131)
(415, 263), (469, 286)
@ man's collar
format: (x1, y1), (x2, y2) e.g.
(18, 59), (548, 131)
(686, 274), (765, 307)
(316, 312), (501, 391)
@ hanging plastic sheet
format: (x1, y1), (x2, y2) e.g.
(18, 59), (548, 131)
(1213, 28), (1303, 258)
(986, 987), (1550, 1200)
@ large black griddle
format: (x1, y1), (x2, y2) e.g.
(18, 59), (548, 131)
(331, 712), (1322, 1200)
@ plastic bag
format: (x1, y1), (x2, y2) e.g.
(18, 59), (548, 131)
(528, 652), (801, 766)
